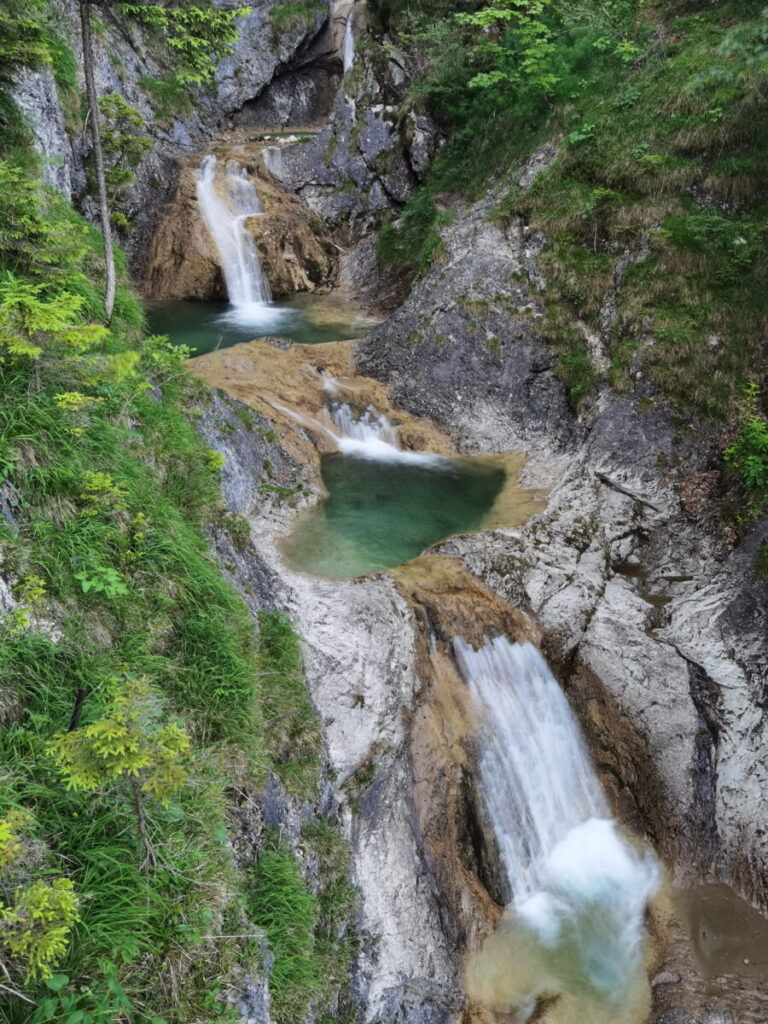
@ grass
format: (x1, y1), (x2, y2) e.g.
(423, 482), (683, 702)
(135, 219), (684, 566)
(268, 0), (325, 38)
(256, 611), (323, 799)
(379, 1), (768, 423)
(139, 75), (192, 121)
(244, 835), (321, 1024)
(0, 99), (354, 1022)
(244, 824), (356, 1024)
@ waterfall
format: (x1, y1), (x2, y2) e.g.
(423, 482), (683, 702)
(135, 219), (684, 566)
(343, 13), (355, 72)
(268, 397), (445, 465)
(456, 637), (659, 1016)
(330, 402), (398, 447)
(195, 154), (272, 309)
(330, 401), (447, 465)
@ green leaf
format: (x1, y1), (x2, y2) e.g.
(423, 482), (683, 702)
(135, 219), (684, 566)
(44, 974), (69, 992)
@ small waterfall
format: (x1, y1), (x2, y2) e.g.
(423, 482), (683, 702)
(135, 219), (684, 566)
(330, 402), (398, 446)
(269, 397), (444, 465)
(456, 637), (659, 1016)
(343, 13), (355, 72)
(195, 155), (272, 308)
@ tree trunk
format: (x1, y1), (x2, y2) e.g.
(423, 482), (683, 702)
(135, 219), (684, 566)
(130, 776), (157, 870)
(79, 0), (116, 322)
(67, 686), (88, 731)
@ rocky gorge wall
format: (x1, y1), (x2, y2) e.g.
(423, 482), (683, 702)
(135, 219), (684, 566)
(356, 145), (768, 942)
(12, 0), (343, 275)
(11, 5), (768, 1020)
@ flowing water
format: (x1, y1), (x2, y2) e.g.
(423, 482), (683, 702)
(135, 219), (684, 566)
(170, 155), (377, 350)
(196, 154), (271, 307)
(456, 638), (660, 1021)
(280, 403), (507, 578)
(187, 151), (664, 1020)
(343, 13), (355, 72)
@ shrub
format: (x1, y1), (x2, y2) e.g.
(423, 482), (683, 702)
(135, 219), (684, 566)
(724, 381), (768, 515)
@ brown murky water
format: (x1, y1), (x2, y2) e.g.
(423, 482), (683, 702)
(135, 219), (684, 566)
(675, 883), (768, 980)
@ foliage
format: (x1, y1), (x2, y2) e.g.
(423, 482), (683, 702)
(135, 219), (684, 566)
(455, 0), (560, 94)
(1, 879), (80, 981)
(724, 382), (768, 515)
(256, 611), (323, 798)
(0, 276), (108, 360)
(377, 189), (452, 278)
(0, 811), (30, 871)
(139, 74), (192, 120)
(45, 32), (78, 92)
(0, 0), (51, 88)
(0, 131), (351, 1020)
(243, 837), (321, 1024)
(115, 2), (252, 84)
(49, 676), (190, 804)
(268, 0), (325, 37)
(97, 94), (151, 227)
(73, 566), (130, 597)
(0, 7), (355, 1019)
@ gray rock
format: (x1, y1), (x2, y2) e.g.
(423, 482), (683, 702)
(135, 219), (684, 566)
(197, 390), (462, 1024)
(12, 66), (74, 197)
(356, 154), (768, 917)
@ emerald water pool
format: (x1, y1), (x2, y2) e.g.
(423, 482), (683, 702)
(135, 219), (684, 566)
(280, 449), (506, 579)
(147, 294), (377, 355)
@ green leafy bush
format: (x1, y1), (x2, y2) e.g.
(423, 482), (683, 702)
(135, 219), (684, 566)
(378, 188), (453, 277)
(115, 2), (252, 84)
(724, 381), (768, 514)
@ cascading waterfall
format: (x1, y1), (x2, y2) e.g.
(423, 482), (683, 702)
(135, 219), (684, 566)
(455, 637), (659, 1020)
(330, 402), (398, 447)
(196, 155), (288, 330)
(270, 396), (445, 465)
(343, 12), (355, 72)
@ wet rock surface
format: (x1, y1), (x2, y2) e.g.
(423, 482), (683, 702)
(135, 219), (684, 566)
(143, 151), (337, 300)
(13, 0), (332, 274)
(196, 391), (464, 1023)
(356, 153), (768, 1019)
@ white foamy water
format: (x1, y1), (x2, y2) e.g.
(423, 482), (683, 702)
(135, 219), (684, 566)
(269, 398), (446, 466)
(196, 155), (278, 318)
(330, 402), (446, 465)
(330, 402), (398, 445)
(455, 637), (659, 1010)
(343, 13), (355, 71)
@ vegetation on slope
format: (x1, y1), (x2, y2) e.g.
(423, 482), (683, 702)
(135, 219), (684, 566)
(0, 9), (354, 1022)
(376, 0), (768, 519)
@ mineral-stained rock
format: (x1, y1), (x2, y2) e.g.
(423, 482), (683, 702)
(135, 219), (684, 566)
(355, 147), (768, 1019)
(143, 151), (337, 300)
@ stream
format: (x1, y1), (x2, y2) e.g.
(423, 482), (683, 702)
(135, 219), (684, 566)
(174, 144), (761, 1024)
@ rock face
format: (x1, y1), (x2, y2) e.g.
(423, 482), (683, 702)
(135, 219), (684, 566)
(143, 150), (337, 300)
(193, 390), (465, 1024)
(257, 31), (440, 233)
(13, 0), (333, 273)
(356, 150), (768, 1019)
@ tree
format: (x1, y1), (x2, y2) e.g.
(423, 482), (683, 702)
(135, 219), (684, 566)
(79, 0), (116, 322)
(49, 676), (191, 869)
(76, 0), (250, 322)
(0, 811), (80, 994)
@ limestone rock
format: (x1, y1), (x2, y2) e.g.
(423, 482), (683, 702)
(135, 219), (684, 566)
(143, 153), (337, 300)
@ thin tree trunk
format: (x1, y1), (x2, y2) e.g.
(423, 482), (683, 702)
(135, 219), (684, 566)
(130, 776), (157, 870)
(79, 0), (116, 322)
(67, 686), (88, 731)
